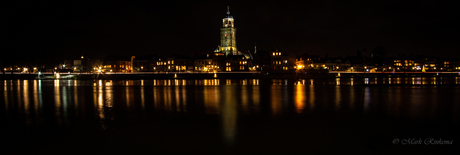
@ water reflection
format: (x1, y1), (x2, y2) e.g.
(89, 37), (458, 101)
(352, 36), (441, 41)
(271, 85), (283, 115)
(54, 80), (62, 126)
(294, 84), (304, 113)
(4, 80), (8, 110)
(2, 78), (460, 147)
(222, 85), (237, 145)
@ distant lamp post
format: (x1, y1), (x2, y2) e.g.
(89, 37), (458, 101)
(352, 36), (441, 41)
(81, 56), (84, 59)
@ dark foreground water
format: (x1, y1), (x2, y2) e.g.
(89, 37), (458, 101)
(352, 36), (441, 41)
(1, 78), (460, 154)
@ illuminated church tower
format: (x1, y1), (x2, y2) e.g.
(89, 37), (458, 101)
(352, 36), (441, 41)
(219, 6), (238, 56)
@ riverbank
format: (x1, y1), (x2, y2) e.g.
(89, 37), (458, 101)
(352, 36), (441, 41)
(1, 72), (459, 80)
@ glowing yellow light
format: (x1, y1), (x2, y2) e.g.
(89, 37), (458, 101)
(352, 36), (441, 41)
(338, 72), (341, 77)
(56, 73), (60, 79)
(110, 70), (112, 72)
(98, 69), (101, 72)
(214, 73), (217, 78)
(81, 56), (84, 59)
(174, 73), (177, 78)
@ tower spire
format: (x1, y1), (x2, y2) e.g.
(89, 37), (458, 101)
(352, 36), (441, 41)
(227, 6), (230, 15)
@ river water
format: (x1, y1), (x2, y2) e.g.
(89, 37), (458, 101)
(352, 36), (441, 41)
(1, 78), (460, 154)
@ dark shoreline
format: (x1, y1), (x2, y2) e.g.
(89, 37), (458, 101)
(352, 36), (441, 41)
(0, 72), (459, 80)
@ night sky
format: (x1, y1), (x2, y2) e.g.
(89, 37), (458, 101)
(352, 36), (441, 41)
(3, 0), (459, 65)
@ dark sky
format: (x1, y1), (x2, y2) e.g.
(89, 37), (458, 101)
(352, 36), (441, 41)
(3, 0), (459, 64)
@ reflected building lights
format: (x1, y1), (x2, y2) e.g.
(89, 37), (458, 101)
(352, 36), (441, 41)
(33, 80), (39, 121)
(164, 87), (172, 111)
(226, 79), (231, 85)
(175, 86), (180, 112)
(252, 85), (260, 112)
(309, 85), (315, 110)
(349, 86), (355, 110)
(335, 86), (341, 111)
(141, 83), (145, 110)
(38, 80), (42, 111)
(4, 80), (8, 109)
(365, 78), (369, 84)
(363, 87), (370, 114)
(241, 86), (248, 112)
(153, 86), (160, 109)
(23, 80), (30, 118)
(181, 86), (187, 112)
(17, 80), (22, 107)
(336, 78), (340, 85)
(62, 86), (69, 126)
(55, 79), (62, 125)
(294, 84), (304, 113)
(222, 86), (237, 146)
(73, 80), (78, 116)
(204, 86), (219, 114)
(252, 79), (259, 85)
(97, 82), (106, 129)
(271, 85), (282, 115)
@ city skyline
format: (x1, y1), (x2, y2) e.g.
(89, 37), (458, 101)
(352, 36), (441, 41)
(3, 1), (459, 65)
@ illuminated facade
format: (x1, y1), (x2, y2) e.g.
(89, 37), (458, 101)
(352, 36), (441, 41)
(219, 6), (238, 56)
